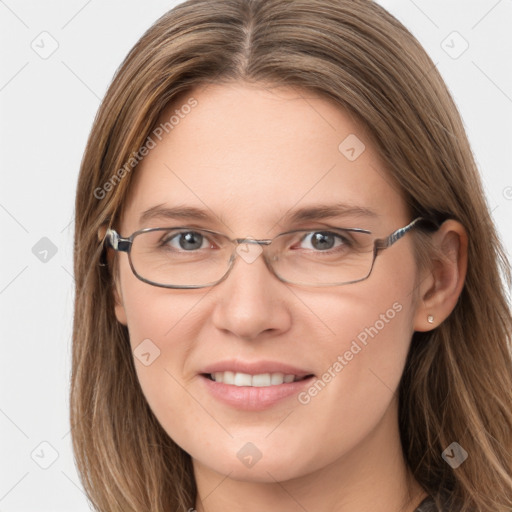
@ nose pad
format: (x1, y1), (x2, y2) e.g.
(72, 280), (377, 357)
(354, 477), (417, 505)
(235, 238), (264, 265)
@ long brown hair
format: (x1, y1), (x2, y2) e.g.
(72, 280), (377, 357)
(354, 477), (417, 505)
(71, 0), (512, 510)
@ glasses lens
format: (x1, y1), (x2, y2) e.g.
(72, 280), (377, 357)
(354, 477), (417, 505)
(271, 229), (375, 286)
(130, 228), (232, 287)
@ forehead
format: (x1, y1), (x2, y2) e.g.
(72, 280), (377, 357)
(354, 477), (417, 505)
(120, 82), (407, 234)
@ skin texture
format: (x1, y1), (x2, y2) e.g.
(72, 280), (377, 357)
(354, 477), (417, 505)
(110, 82), (467, 512)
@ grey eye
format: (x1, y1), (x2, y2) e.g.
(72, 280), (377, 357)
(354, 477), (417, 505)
(300, 231), (345, 251)
(167, 231), (207, 250)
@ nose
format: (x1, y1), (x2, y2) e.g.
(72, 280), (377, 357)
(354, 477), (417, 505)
(210, 246), (292, 341)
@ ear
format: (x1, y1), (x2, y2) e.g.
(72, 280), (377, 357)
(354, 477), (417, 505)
(413, 220), (468, 332)
(98, 224), (128, 326)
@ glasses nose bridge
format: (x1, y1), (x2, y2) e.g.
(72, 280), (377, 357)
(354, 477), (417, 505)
(231, 237), (275, 262)
(233, 237), (273, 247)
(227, 237), (278, 278)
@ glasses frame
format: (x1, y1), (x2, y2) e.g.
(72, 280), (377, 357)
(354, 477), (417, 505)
(103, 216), (433, 289)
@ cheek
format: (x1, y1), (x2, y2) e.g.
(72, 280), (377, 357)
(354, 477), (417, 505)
(119, 283), (208, 445)
(310, 244), (418, 370)
(297, 266), (416, 395)
(281, 267), (416, 470)
(120, 283), (242, 469)
(121, 276), (206, 369)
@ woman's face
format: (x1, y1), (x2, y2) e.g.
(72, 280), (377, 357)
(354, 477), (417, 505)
(113, 82), (422, 482)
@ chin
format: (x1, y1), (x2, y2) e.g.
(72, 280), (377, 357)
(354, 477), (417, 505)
(191, 443), (320, 484)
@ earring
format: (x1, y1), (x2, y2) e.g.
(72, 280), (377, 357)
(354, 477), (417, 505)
(427, 314), (434, 324)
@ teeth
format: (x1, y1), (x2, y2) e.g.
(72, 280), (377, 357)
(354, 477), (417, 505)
(234, 372), (252, 386)
(271, 372), (285, 385)
(210, 371), (301, 387)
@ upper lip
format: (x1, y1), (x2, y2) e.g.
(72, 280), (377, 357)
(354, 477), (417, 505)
(200, 360), (315, 378)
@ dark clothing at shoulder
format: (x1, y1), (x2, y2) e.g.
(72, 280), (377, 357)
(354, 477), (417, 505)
(414, 496), (441, 511)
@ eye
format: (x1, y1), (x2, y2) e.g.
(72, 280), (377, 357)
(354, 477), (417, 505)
(163, 231), (212, 251)
(298, 231), (349, 251)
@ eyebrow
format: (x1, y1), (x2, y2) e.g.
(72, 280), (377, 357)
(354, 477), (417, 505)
(138, 203), (379, 227)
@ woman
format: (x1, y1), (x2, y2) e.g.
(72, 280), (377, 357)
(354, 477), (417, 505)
(71, 1), (512, 511)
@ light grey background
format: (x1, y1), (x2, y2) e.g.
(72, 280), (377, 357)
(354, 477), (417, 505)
(0, 0), (511, 510)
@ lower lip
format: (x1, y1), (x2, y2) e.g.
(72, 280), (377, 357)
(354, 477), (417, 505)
(200, 375), (315, 411)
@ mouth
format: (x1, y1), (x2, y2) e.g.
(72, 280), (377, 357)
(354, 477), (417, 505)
(199, 360), (315, 382)
(198, 362), (316, 410)
(203, 371), (314, 387)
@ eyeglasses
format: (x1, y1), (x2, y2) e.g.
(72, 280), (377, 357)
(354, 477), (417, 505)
(103, 217), (433, 289)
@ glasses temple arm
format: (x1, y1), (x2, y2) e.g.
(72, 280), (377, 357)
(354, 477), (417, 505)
(377, 217), (438, 250)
